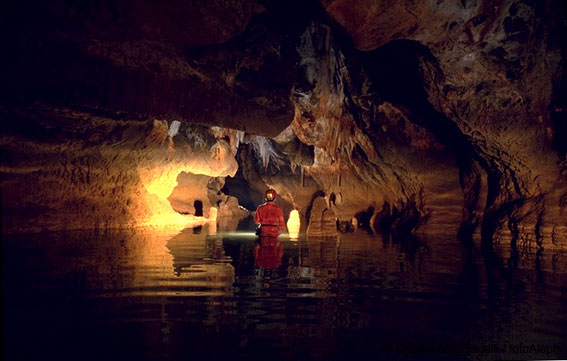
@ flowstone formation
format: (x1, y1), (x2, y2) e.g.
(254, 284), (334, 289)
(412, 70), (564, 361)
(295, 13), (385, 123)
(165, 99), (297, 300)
(1, 0), (565, 251)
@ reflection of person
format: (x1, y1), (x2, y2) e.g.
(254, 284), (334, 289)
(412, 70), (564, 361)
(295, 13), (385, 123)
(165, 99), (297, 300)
(254, 189), (285, 237)
(254, 237), (284, 269)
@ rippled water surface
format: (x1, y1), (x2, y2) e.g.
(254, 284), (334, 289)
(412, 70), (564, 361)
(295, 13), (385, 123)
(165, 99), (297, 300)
(3, 218), (567, 361)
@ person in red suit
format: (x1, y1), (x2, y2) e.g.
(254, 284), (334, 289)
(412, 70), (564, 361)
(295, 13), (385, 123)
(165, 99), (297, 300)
(254, 188), (285, 238)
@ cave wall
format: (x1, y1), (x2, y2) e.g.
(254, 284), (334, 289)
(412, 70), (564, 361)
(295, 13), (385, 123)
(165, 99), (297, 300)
(0, 106), (240, 233)
(1, 0), (565, 250)
(168, 171), (249, 219)
(1, 0), (301, 233)
(289, 22), (467, 236)
(318, 0), (567, 248)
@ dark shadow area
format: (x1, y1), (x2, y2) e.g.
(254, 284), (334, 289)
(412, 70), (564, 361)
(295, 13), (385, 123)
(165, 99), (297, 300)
(354, 206), (375, 232)
(361, 39), (475, 159)
(193, 200), (203, 217)
(549, 0), (567, 159)
(0, 0), (332, 136)
(222, 167), (265, 212)
(372, 201), (392, 231)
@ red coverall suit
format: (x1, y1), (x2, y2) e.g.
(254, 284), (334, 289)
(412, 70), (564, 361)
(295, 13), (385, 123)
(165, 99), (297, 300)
(254, 202), (285, 238)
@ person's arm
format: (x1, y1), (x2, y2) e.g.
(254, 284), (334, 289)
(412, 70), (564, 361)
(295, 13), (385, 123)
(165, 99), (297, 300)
(255, 206), (261, 225)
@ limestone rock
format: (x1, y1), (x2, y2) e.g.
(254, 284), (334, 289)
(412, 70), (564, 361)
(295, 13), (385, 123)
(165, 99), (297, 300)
(218, 196), (249, 218)
(306, 196), (337, 238)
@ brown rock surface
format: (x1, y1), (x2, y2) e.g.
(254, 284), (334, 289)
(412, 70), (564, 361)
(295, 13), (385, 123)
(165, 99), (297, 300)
(167, 172), (224, 218)
(306, 196), (339, 237)
(289, 21), (465, 236)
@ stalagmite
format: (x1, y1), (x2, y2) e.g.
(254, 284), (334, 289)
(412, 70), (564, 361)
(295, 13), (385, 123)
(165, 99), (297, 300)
(287, 209), (301, 239)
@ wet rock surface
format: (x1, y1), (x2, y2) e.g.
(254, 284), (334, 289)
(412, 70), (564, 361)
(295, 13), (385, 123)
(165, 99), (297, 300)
(1, 0), (566, 250)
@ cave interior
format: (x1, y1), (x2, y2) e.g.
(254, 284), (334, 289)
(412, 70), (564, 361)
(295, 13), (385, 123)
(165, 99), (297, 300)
(1, 0), (567, 359)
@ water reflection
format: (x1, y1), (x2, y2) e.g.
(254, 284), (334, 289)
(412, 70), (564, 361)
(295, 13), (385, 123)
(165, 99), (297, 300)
(254, 237), (284, 269)
(3, 219), (567, 361)
(166, 225), (234, 296)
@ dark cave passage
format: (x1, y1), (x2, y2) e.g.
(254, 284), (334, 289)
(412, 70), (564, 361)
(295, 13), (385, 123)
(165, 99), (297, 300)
(361, 39), (476, 158)
(221, 166), (264, 212)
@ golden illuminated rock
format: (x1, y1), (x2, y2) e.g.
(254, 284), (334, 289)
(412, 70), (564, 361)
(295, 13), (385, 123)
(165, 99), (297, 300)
(287, 209), (301, 239)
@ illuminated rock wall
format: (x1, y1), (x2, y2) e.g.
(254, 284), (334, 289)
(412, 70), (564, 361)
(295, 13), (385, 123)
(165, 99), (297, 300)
(0, 108), (236, 233)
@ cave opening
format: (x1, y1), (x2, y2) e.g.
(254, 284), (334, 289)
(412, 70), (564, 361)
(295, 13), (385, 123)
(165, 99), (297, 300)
(220, 141), (297, 221)
(354, 206), (375, 231)
(363, 40), (434, 109)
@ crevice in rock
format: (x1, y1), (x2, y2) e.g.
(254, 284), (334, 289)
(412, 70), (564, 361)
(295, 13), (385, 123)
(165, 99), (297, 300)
(193, 200), (203, 217)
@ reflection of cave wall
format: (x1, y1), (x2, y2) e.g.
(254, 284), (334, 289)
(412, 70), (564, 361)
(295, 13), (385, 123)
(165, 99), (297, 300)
(1, 0), (565, 249)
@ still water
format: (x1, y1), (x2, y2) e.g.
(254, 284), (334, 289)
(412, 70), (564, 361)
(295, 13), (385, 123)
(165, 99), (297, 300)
(3, 217), (567, 361)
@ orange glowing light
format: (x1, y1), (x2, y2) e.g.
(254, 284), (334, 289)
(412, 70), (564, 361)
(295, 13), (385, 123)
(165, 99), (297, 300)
(287, 209), (300, 239)
(137, 145), (236, 229)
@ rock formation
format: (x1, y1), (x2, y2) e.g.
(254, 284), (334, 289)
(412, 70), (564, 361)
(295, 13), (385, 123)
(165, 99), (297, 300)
(306, 196), (338, 237)
(319, 0), (567, 249)
(1, 0), (565, 251)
